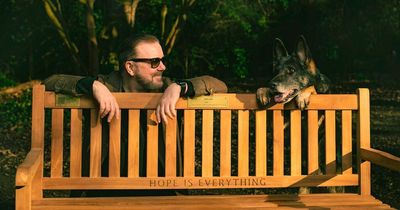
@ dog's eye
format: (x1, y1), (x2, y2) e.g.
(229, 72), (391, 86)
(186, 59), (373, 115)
(287, 67), (295, 74)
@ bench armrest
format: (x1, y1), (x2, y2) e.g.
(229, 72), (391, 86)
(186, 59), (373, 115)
(15, 148), (42, 187)
(360, 147), (400, 172)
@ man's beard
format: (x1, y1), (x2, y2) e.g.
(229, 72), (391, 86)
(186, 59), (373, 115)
(136, 72), (164, 91)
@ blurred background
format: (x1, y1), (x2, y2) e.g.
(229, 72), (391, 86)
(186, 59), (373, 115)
(1, 0), (399, 83)
(0, 0), (399, 209)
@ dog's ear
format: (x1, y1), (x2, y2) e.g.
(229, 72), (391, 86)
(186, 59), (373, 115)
(274, 38), (288, 61)
(296, 35), (312, 63)
(273, 38), (288, 72)
(296, 35), (317, 75)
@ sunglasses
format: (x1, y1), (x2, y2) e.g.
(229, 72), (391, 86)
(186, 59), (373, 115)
(128, 57), (166, 68)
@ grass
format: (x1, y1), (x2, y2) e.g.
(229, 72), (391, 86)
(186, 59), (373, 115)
(0, 80), (399, 209)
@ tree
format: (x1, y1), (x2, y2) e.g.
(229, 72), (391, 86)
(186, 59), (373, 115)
(39, 0), (198, 77)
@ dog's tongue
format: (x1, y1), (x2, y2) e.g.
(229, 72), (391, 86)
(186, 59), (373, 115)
(274, 90), (294, 103)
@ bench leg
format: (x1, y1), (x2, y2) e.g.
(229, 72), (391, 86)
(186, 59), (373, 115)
(16, 185), (31, 210)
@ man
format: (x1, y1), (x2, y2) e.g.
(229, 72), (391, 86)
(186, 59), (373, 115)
(44, 34), (227, 124)
(43, 34), (227, 180)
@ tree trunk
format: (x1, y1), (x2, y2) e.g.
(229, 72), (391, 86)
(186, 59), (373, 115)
(86, 0), (99, 76)
(42, 0), (81, 74)
(123, 0), (140, 29)
(163, 0), (196, 55)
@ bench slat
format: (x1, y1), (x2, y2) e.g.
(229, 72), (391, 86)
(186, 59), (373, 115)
(220, 110), (232, 177)
(109, 115), (121, 177)
(128, 110), (140, 177)
(358, 88), (371, 195)
(147, 110), (158, 177)
(32, 193), (394, 210)
(90, 109), (102, 177)
(165, 117), (177, 177)
(45, 92), (359, 110)
(307, 110), (319, 175)
(32, 206), (395, 210)
(238, 110), (249, 176)
(325, 110), (336, 174)
(202, 110), (213, 177)
(41, 175), (359, 189)
(31, 194), (388, 209)
(183, 110), (195, 177)
(342, 110), (352, 174)
(32, 85), (45, 149)
(255, 110), (266, 176)
(273, 110), (284, 175)
(290, 110), (301, 175)
(70, 109), (82, 177)
(51, 109), (63, 178)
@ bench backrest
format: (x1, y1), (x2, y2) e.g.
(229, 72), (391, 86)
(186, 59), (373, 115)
(31, 85), (370, 193)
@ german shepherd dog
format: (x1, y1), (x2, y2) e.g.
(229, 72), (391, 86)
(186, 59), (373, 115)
(257, 36), (340, 193)
(257, 35), (330, 109)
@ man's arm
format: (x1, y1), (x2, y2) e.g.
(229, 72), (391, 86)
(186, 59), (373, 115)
(156, 75), (227, 124)
(188, 75), (228, 96)
(43, 74), (120, 122)
(43, 74), (87, 96)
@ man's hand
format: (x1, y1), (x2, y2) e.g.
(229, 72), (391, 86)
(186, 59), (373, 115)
(92, 80), (120, 123)
(156, 83), (181, 124)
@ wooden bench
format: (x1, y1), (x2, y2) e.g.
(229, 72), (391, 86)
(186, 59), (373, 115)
(16, 84), (400, 210)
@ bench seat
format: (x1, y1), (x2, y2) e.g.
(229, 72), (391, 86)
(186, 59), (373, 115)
(32, 194), (394, 210)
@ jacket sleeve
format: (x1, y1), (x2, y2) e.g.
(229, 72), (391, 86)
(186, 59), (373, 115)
(188, 75), (228, 96)
(42, 74), (86, 96)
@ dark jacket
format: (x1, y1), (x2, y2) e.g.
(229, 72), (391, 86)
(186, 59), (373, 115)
(43, 71), (228, 96)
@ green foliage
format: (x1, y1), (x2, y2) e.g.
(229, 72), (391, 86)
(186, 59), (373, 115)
(0, 89), (32, 131)
(233, 48), (248, 78)
(0, 86), (33, 210)
(0, 72), (16, 89)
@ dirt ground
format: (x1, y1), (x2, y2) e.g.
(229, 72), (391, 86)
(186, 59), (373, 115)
(1, 81), (399, 210)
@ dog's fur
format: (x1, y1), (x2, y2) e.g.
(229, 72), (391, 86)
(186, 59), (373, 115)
(256, 36), (341, 194)
(257, 36), (330, 109)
